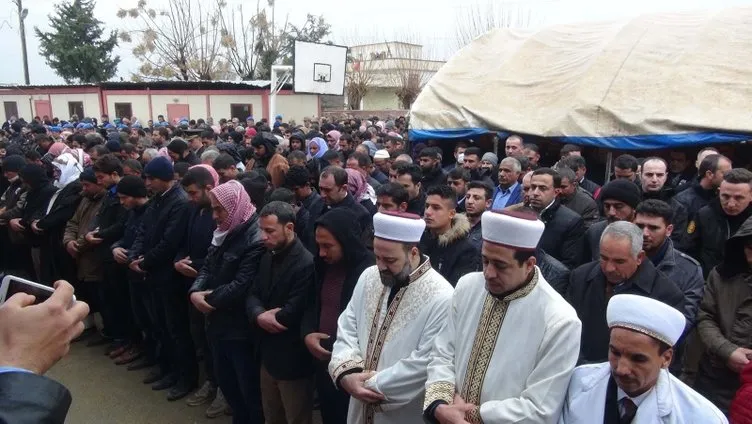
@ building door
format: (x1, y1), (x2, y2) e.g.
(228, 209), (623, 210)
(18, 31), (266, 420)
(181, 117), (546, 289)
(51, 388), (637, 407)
(166, 104), (190, 125)
(34, 100), (52, 120)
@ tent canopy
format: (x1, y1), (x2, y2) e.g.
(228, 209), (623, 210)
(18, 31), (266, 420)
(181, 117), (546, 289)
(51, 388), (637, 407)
(409, 7), (752, 149)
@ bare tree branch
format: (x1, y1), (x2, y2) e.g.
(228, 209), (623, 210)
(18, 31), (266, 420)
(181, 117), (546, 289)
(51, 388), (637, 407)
(454, 1), (535, 50)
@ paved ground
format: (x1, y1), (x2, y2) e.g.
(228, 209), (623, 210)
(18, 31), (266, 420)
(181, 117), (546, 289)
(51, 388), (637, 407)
(48, 341), (233, 424)
(48, 341), (325, 423)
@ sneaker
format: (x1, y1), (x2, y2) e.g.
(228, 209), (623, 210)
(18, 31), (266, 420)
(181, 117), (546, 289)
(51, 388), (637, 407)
(205, 389), (230, 418)
(186, 381), (217, 407)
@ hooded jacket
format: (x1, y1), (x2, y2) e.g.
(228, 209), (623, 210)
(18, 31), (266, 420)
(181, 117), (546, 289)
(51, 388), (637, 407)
(301, 209), (375, 349)
(18, 165), (57, 247)
(695, 216), (752, 413)
(419, 213), (481, 286)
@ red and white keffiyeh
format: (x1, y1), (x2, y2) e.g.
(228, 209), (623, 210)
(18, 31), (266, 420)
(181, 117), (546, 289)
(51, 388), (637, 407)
(210, 180), (256, 242)
(189, 164), (220, 187)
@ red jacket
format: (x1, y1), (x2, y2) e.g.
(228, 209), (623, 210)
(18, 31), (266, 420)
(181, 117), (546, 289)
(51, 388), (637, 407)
(730, 362), (752, 423)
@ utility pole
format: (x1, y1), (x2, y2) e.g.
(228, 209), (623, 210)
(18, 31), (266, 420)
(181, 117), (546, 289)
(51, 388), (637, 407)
(13, 0), (30, 85)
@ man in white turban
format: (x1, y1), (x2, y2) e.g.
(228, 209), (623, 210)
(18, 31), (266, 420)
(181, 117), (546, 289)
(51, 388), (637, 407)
(329, 211), (454, 424)
(558, 294), (727, 423)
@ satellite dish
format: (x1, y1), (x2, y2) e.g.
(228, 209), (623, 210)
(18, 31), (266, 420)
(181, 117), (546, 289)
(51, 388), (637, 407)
(20, 9), (28, 19)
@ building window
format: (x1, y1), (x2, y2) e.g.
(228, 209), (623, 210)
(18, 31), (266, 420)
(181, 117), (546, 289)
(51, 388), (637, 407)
(114, 103), (132, 119)
(68, 101), (84, 119)
(3, 101), (18, 121)
(230, 104), (253, 120)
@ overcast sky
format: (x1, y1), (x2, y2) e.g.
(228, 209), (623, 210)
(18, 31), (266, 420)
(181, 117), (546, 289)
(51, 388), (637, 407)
(2, 0), (751, 85)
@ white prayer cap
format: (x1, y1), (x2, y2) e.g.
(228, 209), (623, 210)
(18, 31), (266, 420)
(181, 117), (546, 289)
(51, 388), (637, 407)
(607, 294), (685, 346)
(481, 210), (544, 251)
(374, 211), (425, 243)
(374, 150), (390, 160)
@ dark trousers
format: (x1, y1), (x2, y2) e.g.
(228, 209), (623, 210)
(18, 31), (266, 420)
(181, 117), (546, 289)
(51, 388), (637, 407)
(212, 337), (264, 424)
(142, 281), (169, 374)
(154, 279), (198, 385)
(315, 362), (349, 424)
(189, 307), (215, 384)
(97, 264), (135, 341)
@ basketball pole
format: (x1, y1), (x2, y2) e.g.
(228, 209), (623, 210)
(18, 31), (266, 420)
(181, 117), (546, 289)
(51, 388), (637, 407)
(269, 65), (293, 125)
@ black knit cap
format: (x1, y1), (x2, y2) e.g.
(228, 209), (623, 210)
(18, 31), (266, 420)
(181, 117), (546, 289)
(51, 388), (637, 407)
(80, 167), (97, 183)
(600, 179), (642, 209)
(117, 175), (147, 198)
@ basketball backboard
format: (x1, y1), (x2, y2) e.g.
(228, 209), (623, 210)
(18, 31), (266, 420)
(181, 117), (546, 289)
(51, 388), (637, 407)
(293, 41), (347, 96)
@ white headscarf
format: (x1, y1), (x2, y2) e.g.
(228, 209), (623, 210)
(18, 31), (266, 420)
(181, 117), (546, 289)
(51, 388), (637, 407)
(52, 152), (84, 188)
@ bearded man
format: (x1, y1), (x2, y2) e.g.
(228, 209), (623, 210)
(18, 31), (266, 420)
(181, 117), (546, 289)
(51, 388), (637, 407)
(329, 211), (454, 424)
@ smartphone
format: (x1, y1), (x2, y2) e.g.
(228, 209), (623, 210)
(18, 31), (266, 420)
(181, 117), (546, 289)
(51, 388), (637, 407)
(0, 275), (76, 305)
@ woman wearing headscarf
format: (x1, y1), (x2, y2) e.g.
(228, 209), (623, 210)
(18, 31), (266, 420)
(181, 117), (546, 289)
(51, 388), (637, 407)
(326, 130), (341, 151)
(306, 137), (329, 189)
(345, 168), (376, 216)
(188, 180), (264, 424)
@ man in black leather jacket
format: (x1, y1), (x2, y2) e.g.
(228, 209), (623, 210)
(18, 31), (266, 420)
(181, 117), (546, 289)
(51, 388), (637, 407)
(189, 180), (265, 424)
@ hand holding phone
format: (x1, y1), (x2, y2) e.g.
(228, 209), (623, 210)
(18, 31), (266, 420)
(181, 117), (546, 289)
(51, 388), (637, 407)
(0, 280), (89, 374)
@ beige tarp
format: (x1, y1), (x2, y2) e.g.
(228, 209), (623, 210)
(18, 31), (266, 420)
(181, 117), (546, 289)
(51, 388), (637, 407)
(409, 7), (752, 147)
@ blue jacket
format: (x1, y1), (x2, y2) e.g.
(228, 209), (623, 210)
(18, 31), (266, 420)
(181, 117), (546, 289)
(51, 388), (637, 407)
(491, 183), (523, 209)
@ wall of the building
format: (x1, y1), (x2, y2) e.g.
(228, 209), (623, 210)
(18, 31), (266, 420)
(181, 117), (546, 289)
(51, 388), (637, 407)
(103, 94), (151, 120)
(0, 88), (321, 123)
(0, 92), (101, 120)
(50, 93), (101, 119)
(209, 95), (264, 121)
(362, 88), (400, 110)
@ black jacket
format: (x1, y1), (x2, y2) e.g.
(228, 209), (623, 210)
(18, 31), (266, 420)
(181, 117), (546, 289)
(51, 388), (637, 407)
(0, 371), (71, 424)
(538, 201), (586, 269)
(566, 260), (685, 364)
(419, 214), (481, 286)
(178, 151), (200, 166)
(537, 249), (570, 295)
(191, 215), (265, 340)
(421, 167), (447, 192)
(301, 209), (375, 347)
(18, 171), (57, 247)
(407, 190), (427, 216)
(176, 204), (216, 272)
(91, 187), (127, 262)
(112, 202), (149, 250)
(129, 184), (189, 284)
(247, 237), (315, 380)
(583, 219), (608, 263)
(36, 181), (83, 284)
(673, 181), (715, 230)
(688, 198), (752, 277)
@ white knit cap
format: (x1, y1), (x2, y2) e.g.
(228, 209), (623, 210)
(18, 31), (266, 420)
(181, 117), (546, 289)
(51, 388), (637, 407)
(374, 150), (390, 160)
(374, 212), (425, 243)
(607, 294), (686, 346)
(481, 210), (544, 251)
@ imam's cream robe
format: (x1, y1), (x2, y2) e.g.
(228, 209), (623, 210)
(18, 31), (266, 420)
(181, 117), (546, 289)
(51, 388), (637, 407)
(329, 258), (454, 424)
(424, 267), (582, 424)
(559, 362), (728, 424)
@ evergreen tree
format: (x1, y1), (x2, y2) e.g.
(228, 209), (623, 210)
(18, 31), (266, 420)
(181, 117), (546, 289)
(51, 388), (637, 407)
(35, 0), (120, 83)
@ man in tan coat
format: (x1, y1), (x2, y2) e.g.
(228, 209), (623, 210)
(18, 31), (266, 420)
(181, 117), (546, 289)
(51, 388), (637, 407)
(694, 215), (752, 414)
(63, 168), (106, 341)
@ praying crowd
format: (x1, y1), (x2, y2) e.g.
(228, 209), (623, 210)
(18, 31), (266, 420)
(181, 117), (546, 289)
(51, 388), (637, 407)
(2, 110), (752, 424)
